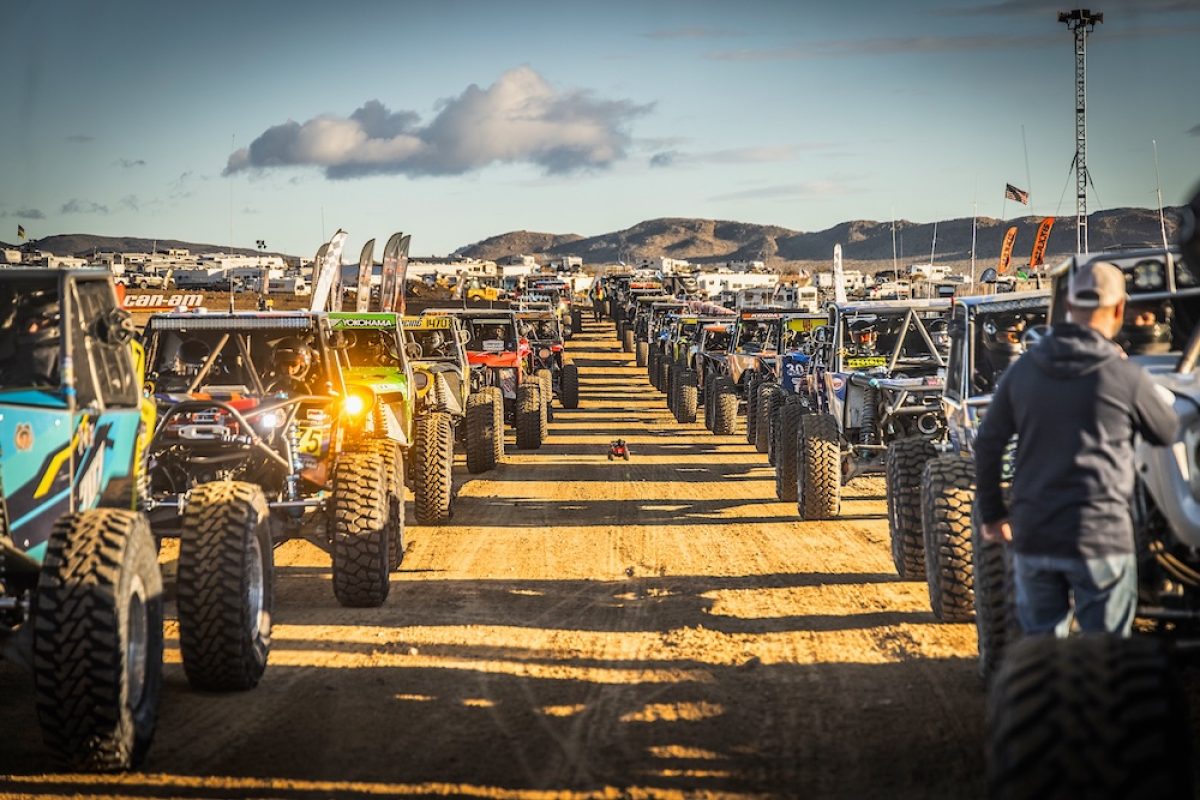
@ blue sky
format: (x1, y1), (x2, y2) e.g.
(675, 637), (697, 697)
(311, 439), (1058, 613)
(2, 0), (1198, 256)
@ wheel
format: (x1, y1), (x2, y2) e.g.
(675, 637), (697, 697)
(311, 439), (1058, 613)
(713, 377), (739, 435)
(413, 412), (454, 524)
(774, 401), (804, 502)
(364, 439), (406, 569)
(560, 363), (580, 409)
(177, 481), (273, 691)
(744, 375), (760, 445)
(536, 368), (554, 411)
(676, 370), (699, 424)
(622, 328), (634, 353)
(571, 308), (583, 332)
(886, 437), (936, 580)
(648, 349), (660, 388)
(657, 359), (670, 398)
(703, 375), (717, 431)
(515, 381), (543, 449)
(922, 455), (976, 621)
(607, 451), (614, 461)
(331, 450), (391, 608)
(756, 382), (780, 454)
(636, 339), (649, 368)
(973, 505), (1018, 681)
(987, 635), (1192, 800)
(33, 508), (163, 770)
(465, 391), (498, 473)
(797, 413), (840, 519)
(486, 386), (505, 463)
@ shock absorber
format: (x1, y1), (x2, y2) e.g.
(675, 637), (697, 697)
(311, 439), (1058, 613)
(860, 385), (879, 445)
(285, 422), (302, 501)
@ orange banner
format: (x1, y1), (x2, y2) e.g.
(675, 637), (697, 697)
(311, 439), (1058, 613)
(998, 226), (1018, 275)
(1029, 216), (1055, 268)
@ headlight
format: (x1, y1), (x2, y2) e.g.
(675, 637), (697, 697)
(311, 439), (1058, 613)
(343, 394), (366, 416)
(414, 372), (430, 390)
(259, 411), (282, 429)
(341, 387), (374, 422)
(538, 348), (551, 359)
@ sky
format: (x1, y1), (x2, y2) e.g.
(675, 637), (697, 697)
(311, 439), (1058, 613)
(2, 0), (1198, 257)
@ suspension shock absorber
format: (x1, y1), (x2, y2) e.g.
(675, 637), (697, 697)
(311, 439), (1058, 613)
(859, 385), (879, 445)
(285, 422), (302, 501)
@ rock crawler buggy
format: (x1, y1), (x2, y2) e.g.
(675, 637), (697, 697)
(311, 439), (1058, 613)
(518, 310), (580, 411)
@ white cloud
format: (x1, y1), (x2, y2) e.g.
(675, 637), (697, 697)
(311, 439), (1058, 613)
(225, 66), (652, 179)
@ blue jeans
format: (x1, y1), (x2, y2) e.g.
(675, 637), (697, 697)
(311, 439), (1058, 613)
(1011, 552), (1138, 637)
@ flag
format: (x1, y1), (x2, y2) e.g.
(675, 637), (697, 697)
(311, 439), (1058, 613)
(998, 226), (1018, 274)
(1029, 216), (1056, 268)
(1004, 183), (1029, 205)
(17, 224), (26, 240)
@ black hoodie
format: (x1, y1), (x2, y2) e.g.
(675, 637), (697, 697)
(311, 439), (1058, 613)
(974, 323), (1178, 558)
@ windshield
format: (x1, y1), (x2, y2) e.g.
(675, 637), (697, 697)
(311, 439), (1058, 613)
(464, 317), (517, 351)
(840, 311), (947, 368)
(0, 277), (61, 391)
(147, 328), (329, 397)
(337, 329), (401, 369)
(405, 328), (458, 360)
(733, 318), (779, 353)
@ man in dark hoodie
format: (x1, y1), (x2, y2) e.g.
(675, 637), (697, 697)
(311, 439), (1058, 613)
(974, 260), (1178, 636)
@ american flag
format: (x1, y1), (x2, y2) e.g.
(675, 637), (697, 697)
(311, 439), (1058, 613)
(1004, 183), (1029, 205)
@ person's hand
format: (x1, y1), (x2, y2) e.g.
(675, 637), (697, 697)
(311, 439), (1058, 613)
(981, 519), (1012, 544)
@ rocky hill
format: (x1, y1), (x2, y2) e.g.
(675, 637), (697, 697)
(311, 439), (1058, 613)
(1, 234), (278, 259)
(457, 207), (1184, 268)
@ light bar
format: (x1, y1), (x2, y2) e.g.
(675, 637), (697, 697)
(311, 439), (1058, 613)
(148, 314), (313, 331)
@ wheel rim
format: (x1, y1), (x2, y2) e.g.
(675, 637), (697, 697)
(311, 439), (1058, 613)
(126, 577), (149, 709)
(245, 532), (265, 642)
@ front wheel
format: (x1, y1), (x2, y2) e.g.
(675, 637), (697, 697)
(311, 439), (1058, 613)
(413, 412), (454, 524)
(331, 451), (392, 608)
(886, 437), (936, 580)
(560, 363), (580, 409)
(465, 391), (498, 473)
(797, 413), (840, 519)
(34, 509), (164, 770)
(921, 455), (976, 621)
(515, 381), (544, 449)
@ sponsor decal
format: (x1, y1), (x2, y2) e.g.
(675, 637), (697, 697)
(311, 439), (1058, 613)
(331, 316), (396, 329)
(402, 316), (452, 329)
(846, 356), (887, 369)
(14, 423), (33, 452)
(76, 447), (106, 510)
(123, 293), (204, 310)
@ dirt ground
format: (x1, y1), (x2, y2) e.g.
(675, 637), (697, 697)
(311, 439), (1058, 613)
(0, 320), (984, 799)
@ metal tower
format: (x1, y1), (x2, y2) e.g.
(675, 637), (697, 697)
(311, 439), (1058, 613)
(1059, 9), (1103, 253)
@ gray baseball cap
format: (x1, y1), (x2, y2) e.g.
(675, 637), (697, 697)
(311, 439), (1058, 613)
(1069, 261), (1126, 309)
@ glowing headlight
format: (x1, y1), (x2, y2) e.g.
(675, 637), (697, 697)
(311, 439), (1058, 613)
(538, 348), (551, 359)
(259, 411), (282, 429)
(343, 393), (367, 417)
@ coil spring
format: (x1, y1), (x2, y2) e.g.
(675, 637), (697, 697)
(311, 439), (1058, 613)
(860, 385), (879, 445)
(285, 422), (302, 501)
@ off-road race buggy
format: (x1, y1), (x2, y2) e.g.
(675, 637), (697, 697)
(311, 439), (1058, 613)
(727, 308), (791, 451)
(700, 308), (786, 438)
(517, 310), (580, 411)
(697, 322), (735, 434)
(403, 314), (471, 517)
(617, 282), (664, 352)
(142, 310), (403, 692)
(1, 269), (163, 769)
(644, 300), (689, 388)
(630, 295), (682, 368)
(422, 308), (547, 456)
(526, 277), (584, 336)
(984, 247), (1200, 799)
(916, 292), (1048, 633)
(763, 314), (827, 501)
(794, 299), (951, 530)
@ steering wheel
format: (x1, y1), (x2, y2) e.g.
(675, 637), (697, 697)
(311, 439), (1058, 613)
(405, 341), (423, 359)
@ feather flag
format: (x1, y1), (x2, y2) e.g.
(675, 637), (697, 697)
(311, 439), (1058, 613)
(1029, 217), (1056, 268)
(998, 226), (1019, 275)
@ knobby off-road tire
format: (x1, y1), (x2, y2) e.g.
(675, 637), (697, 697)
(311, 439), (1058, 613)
(331, 451), (391, 608)
(973, 505), (1018, 681)
(413, 412), (454, 524)
(667, 364), (680, 415)
(886, 437), (937, 580)
(647, 349), (660, 388)
(536, 368), (554, 414)
(797, 413), (840, 520)
(486, 386), (505, 462)
(922, 455), (976, 621)
(622, 328), (634, 353)
(465, 392), (498, 473)
(364, 439), (405, 569)
(560, 363), (580, 409)
(33, 508), (163, 770)
(657, 359), (671, 399)
(713, 377), (739, 436)
(756, 382), (780, 454)
(775, 401), (804, 502)
(703, 376), (715, 431)
(571, 308), (583, 333)
(676, 370), (699, 424)
(636, 339), (649, 368)
(744, 375), (760, 445)
(987, 635), (1192, 800)
(515, 382), (544, 449)
(178, 481), (273, 692)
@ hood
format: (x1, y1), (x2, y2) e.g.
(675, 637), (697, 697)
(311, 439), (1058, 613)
(1030, 323), (1121, 379)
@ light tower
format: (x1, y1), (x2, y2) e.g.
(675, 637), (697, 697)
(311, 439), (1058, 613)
(1059, 8), (1103, 253)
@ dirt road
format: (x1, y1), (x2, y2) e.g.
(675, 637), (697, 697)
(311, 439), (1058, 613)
(1, 320), (983, 799)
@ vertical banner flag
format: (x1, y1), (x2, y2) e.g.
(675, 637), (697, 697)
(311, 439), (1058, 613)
(1029, 216), (1056, 268)
(310, 243), (328, 288)
(998, 226), (1019, 275)
(17, 224), (27, 240)
(395, 234), (412, 315)
(355, 238), (376, 312)
(379, 232), (404, 313)
(1004, 184), (1030, 205)
(309, 230), (349, 312)
(833, 244), (847, 306)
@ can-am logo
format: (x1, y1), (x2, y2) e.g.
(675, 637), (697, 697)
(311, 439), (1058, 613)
(123, 293), (203, 309)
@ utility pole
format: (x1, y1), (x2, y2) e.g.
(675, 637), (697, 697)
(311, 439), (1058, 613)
(1059, 8), (1103, 254)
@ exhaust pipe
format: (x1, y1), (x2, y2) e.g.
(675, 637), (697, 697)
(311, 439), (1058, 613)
(916, 412), (942, 436)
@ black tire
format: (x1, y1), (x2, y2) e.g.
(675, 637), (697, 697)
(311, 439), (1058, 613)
(676, 370), (699, 424)
(973, 506), (1018, 681)
(465, 392), (497, 473)
(413, 412), (454, 524)
(744, 375), (760, 445)
(561, 363), (580, 409)
(33, 508), (163, 770)
(536, 368), (554, 409)
(756, 382), (780, 454)
(177, 481), (272, 691)
(667, 364), (680, 415)
(648, 349), (660, 388)
(797, 413), (840, 520)
(515, 381), (543, 449)
(775, 401), (804, 502)
(922, 455), (976, 621)
(713, 377), (739, 435)
(571, 308), (583, 332)
(703, 375), (715, 431)
(657, 359), (670, 399)
(486, 386), (505, 463)
(331, 451), (391, 608)
(886, 437), (936, 580)
(636, 339), (649, 368)
(622, 328), (634, 353)
(364, 439), (405, 569)
(987, 635), (1192, 800)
